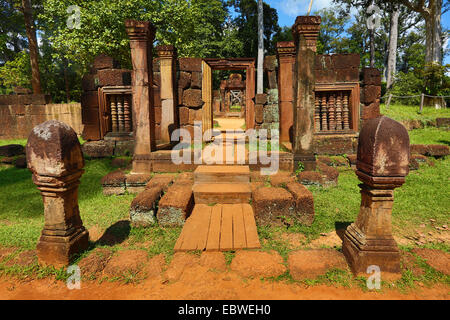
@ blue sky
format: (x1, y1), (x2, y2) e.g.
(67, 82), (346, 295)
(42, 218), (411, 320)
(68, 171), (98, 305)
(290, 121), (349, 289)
(264, 0), (450, 64)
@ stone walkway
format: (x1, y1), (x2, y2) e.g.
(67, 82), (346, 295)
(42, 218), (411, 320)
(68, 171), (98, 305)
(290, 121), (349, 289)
(215, 117), (245, 130)
(174, 165), (260, 252)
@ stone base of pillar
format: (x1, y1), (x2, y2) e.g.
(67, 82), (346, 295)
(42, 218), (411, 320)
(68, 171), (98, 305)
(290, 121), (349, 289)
(104, 131), (133, 141)
(342, 224), (400, 276)
(294, 154), (316, 171)
(37, 227), (89, 268)
(132, 154), (152, 174)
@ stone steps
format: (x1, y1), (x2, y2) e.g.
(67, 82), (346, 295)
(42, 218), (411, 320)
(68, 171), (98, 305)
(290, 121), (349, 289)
(193, 165), (251, 204)
(194, 165), (250, 183)
(193, 183), (251, 204)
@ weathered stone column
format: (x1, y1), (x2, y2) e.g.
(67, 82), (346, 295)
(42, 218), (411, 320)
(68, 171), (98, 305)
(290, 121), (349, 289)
(343, 116), (410, 276)
(292, 16), (321, 171)
(125, 20), (156, 173)
(246, 64), (256, 129)
(157, 45), (177, 143)
(276, 41), (296, 143)
(26, 120), (89, 267)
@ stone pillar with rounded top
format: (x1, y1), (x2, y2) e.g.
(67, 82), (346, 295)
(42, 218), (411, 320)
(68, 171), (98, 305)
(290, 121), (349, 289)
(26, 120), (89, 267)
(157, 45), (177, 143)
(291, 16), (321, 171)
(276, 41), (296, 143)
(125, 20), (156, 174)
(342, 116), (410, 276)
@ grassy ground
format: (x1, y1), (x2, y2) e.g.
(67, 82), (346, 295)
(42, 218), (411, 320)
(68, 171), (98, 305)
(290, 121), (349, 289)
(380, 103), (450, 122)
(0, 104), (448, 287)
(1, 155), (448, 285)
(408, 127), (450, 145)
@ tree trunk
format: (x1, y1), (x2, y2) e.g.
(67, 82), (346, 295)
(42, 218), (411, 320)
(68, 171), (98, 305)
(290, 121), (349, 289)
(424, 0), (442, 65)
(386, 9), (399, 90)
(64, 59), (70, 103)
(22, 0), (42, 94)
(369, 28), (375, 68)
(257, 0), (264, 94)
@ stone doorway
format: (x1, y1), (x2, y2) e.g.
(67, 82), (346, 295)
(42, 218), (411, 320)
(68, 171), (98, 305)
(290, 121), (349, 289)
(201, 58), (255, 140)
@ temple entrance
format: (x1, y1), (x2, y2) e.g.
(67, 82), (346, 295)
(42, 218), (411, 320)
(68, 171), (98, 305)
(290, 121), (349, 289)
(214, 73), (246, 131)
(201, 58), (255, 140)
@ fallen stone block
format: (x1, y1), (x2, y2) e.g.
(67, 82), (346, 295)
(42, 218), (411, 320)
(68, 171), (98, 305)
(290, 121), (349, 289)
(125, 174), (152, 194)
(297, 171), (323, 187)
(269, 172), (296, 187)
(436, 118), (450, 128)
(317, 162), (339, 187)
(288, 249), (348, 280)
(82, 140), (114, 158)
(157, 184), (194, 226)
(175, 171), (194, 184)
(101, 170), (127, 196)
(252, 187), (294, 225)
(286, 182), (315, 225)
(14, 155), (27, 168)
(0, 157), (15, 165)
(411, 144), (449, 157)
(0, 144), (25, 157)
(145, 174), (175, 192)
(346, 154), (357, 168)
(130, 187), (163, 227)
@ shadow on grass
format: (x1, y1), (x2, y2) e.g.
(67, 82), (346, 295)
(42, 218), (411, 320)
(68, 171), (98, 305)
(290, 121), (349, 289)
(437, 139), (450, 146)
(335, 221), (352, 241)
(96, 220), (131, 246)
(0, 166), (31, 187)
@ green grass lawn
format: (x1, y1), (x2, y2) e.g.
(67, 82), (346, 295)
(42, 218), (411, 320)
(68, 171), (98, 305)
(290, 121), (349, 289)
(0, 104), (448, 285)
(1, 156), (448, 252)
(409, 127), (450, 145)
(380, 103), (450, 122)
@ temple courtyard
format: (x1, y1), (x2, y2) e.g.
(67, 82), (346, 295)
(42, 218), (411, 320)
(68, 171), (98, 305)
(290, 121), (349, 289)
(0, 107), (448, 299)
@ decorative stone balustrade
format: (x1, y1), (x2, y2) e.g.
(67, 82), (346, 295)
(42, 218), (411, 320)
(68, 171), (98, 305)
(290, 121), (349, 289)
(314, 91), (352, 133)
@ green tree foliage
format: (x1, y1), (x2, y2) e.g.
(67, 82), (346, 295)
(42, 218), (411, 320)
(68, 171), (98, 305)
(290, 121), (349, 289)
(271, 26), (292, 44)
(39, 0), (236, 70)
(0, 0), (27, 63)
(229, 0), (280, 57)
(0, 50), (31, 93)
(314, 7), (350, 54)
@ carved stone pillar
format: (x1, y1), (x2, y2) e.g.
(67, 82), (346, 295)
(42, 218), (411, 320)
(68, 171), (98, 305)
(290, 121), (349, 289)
(157, 45), (177, 143)
(292, 16), (321, 171)
(125, 20), (156, 173)
(26, 120), (89, 267)
(343, 116), (410, 276)
(276, 41), (296, 142)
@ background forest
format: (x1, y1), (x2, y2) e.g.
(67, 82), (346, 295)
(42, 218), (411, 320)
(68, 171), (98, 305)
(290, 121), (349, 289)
(0, 0), (449, 104)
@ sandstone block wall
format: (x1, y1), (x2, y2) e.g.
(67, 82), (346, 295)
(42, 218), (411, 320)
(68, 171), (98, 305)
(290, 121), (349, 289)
(81, 54), (132, 141)
(314, 53), (360, 83)
(0, 102), (82, 139)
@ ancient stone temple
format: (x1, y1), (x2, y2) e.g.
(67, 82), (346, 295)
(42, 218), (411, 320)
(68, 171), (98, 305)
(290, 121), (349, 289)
(80, 16), (382, 173)
(215, 73), (246, 118)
